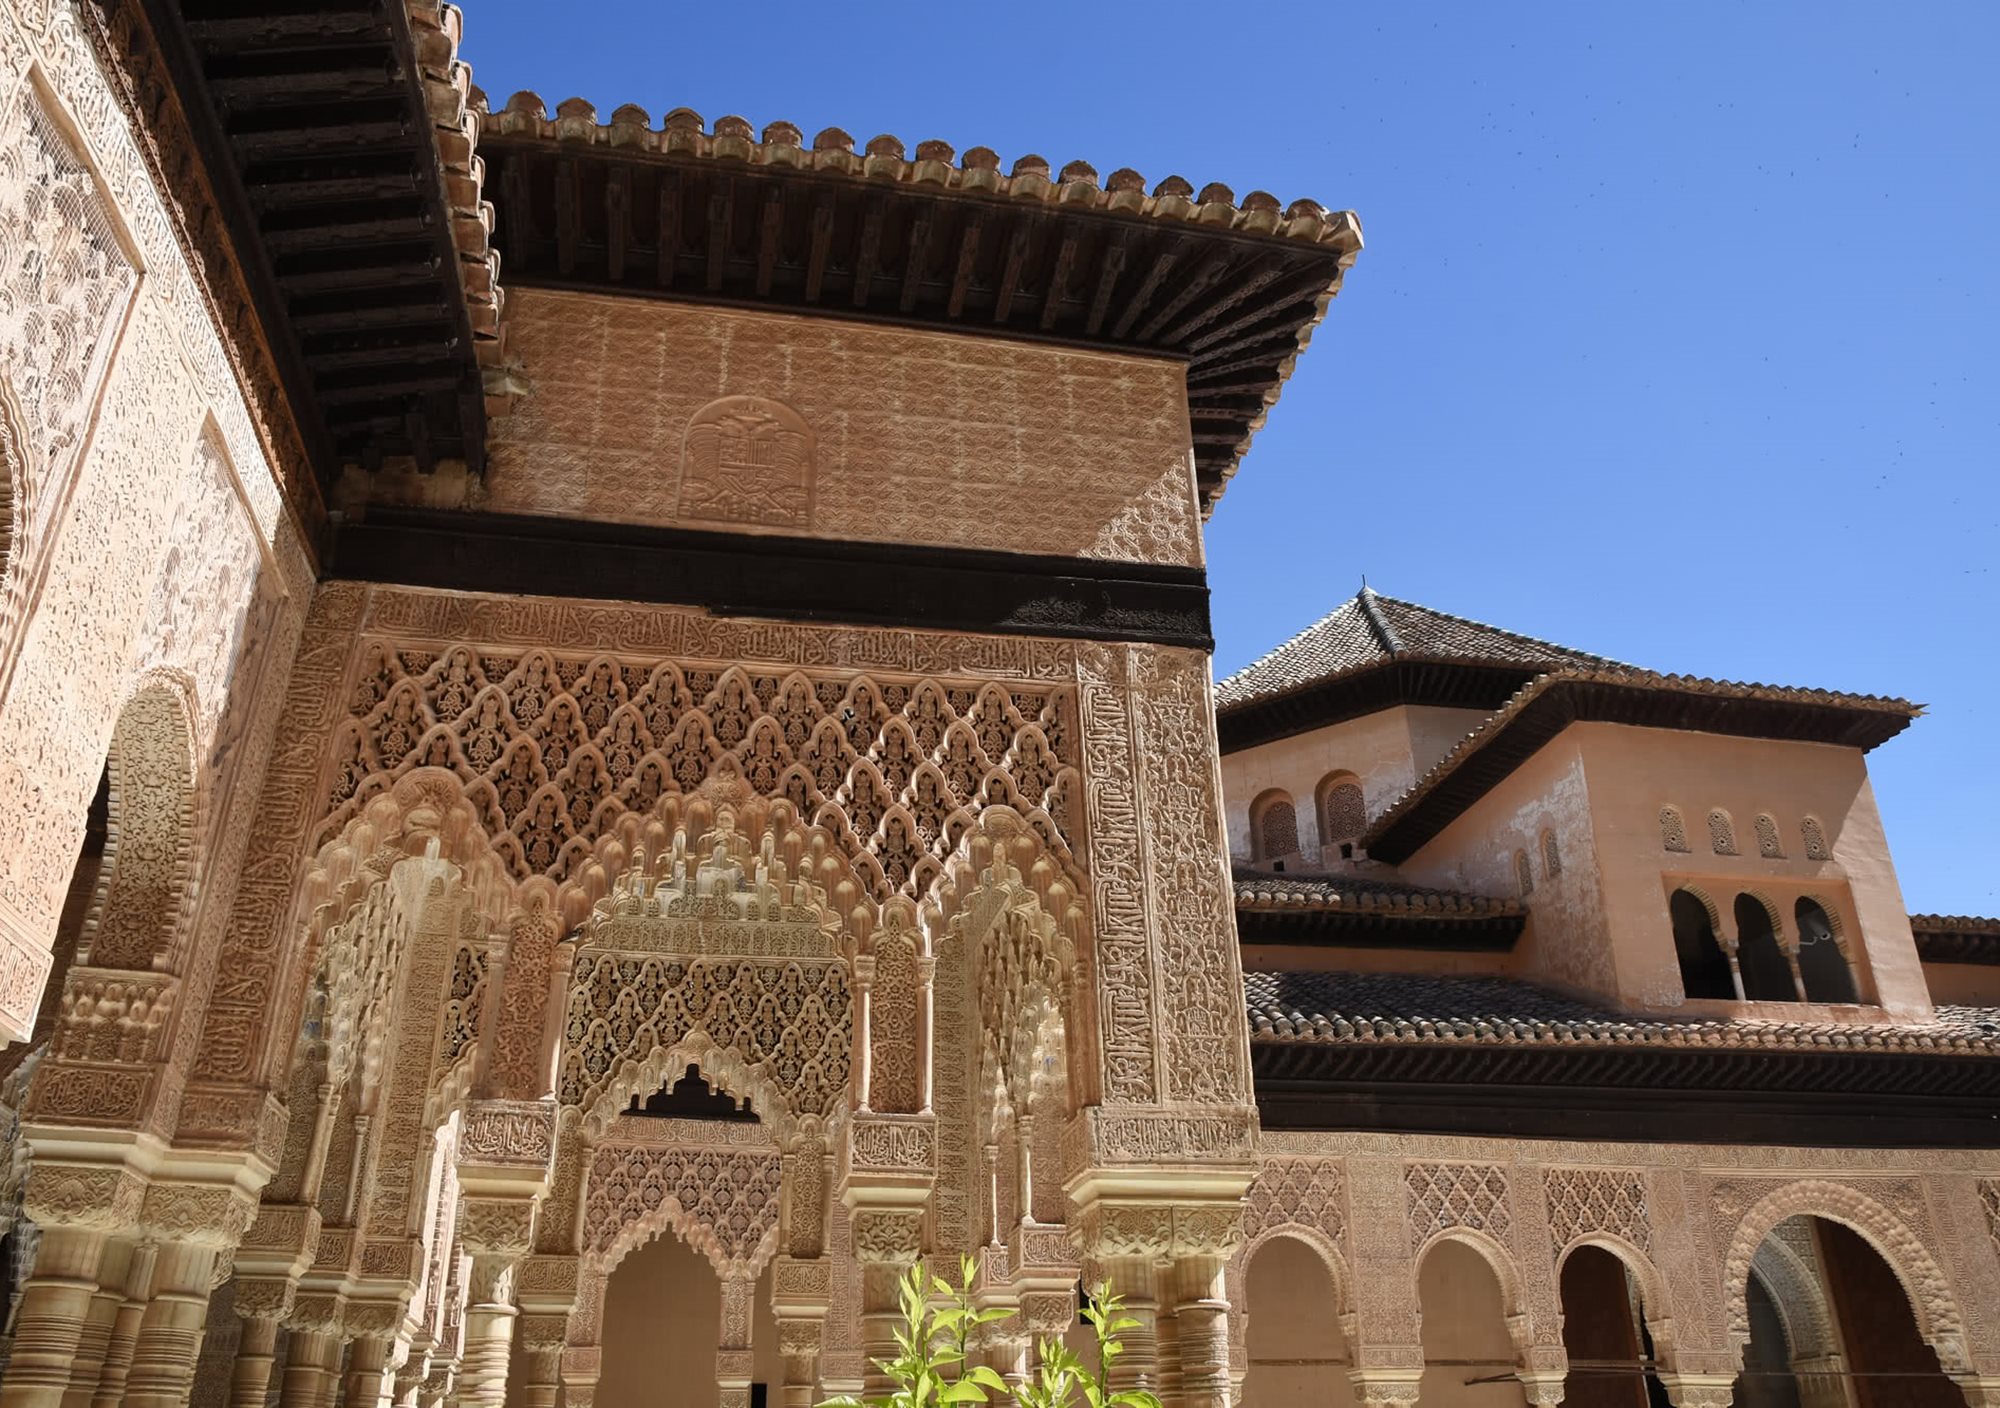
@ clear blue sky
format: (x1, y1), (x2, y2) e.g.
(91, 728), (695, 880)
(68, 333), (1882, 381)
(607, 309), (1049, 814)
(461, 2), (1999, 918)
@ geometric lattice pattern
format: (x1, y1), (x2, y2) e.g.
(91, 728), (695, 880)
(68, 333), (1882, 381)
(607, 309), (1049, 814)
(1545, 1167), (1651, 1253)
(325, 649), (1080, 901)
(1243, 1157), (1345, 1244)
(1405, 1162), (1511, 1249)
(1978, 1179), (2000, 1255)
(583, 1141), (783, 1275)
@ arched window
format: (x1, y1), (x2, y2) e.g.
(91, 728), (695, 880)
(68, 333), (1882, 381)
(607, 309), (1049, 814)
(1659, 805), (1690, 854)
(1801, 816), (1830, 861)
(1515, 848), (1535, 896)
(1753, 814), (1784, 859)
(1708, 809), (1738, 857)
(1540, 828), (1562, 880)
(1671, 889), (1734, 1000)
(1316, 772), (1366, 853)
(1252, 791), (1299, 864)
(1795, 898), (1859, 1004)
(1735, 894), (1797, 1002)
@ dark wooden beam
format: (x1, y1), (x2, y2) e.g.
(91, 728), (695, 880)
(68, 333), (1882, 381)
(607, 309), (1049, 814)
(554, 156), (578, 275)
(1134, 249), (1236, 342)
(1084, 232), (1129, 337)
(851, 196), (885, 309)
(804, 191), (835, 303)
(187, 11), (392, 50)
(605, 165), (630, 281)
(705, 183), (731, 293)
(899, 207), (934, 314)
(1039, 223), (1080, 332)
(947, 210), (985, 319)
(992, 218), (1031, 324)
(754, 184), (784, 297)
(1111, 244), (1179, 339)
(655, 171), (679, 287)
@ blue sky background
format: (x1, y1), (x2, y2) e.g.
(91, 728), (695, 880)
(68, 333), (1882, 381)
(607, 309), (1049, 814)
(461, 2), (1998, 917)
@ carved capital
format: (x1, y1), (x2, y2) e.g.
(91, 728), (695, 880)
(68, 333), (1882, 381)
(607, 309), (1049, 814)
(22, 1161), (146, 1231)
(519, 1312), (572, 1352)
(230, 1275), (297, 1323)
(458, 1195), (539, 1258)
(141, 1180), (258, 1246)
(848, 1208), (924, 1265)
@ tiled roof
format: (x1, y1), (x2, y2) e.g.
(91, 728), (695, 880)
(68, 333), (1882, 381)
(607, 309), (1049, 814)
(477, 96), (1362, 253)
(1216, 588), (1621, 712)
(1232, 866), (1521, 920)
(1362, 670), (1923, 862)
(1911, 914), (2000, 966)
(1244, 969), (2000, 1054)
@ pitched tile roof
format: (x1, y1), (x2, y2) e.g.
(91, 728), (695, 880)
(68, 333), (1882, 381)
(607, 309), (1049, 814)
(1362, 670), (1922, 862)
(1244, 969), (2000, 1054)
(1216, 587), (1622, 712)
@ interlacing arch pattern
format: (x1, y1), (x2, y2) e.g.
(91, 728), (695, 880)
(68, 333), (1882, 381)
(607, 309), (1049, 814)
(558, 793), (857, 1141)
(583, 1134), (784, 1279)
(1721, 1181), (1967, 1369)
(321, 649), (1083, 904)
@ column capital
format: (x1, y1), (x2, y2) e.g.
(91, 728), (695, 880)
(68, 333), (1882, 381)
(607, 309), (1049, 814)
(457, 1195), (540, 1260)
(1349, 1370), (1425, 1408)
(1659, 1373), (1739, 1408)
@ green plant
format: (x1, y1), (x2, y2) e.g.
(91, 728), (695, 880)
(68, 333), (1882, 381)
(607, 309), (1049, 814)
(1012, 1284), (1162, 1408)
(818, 1265), (1161, 1408)
(820, 1255), (1013, 1407)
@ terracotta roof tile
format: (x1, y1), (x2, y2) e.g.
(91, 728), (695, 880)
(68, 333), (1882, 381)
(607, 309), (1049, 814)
(1216, 588), (1621, 712)
(1243, 969), (2000, 1054)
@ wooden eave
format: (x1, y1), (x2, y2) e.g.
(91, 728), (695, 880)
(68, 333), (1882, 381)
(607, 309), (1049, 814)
(476, 133), (1356, 514)
(1235, 907), (1523, 951)
(1365, 677), (1918, 865)
(143, 0), (488, 487)
(1216, 659), (1540, 754)
(1251, 1040), (2000, 1147)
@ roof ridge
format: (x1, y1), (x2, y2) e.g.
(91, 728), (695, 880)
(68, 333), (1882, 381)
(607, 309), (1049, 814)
(1355, 586), (1404, 657)
(1364, 591), (1629, 670)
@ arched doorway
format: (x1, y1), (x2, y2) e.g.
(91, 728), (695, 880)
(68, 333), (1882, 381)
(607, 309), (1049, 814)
(1559, 1245), (1669, 1408)
(1241, 1234), (1352, 1407)
(597, 1233), (781, 1408)
(1738, 1215), (1961, 1408)
(1417, 1238), (1524, 1408)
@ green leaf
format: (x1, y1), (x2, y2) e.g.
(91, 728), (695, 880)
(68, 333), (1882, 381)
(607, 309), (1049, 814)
(1108, 1393), (1164, 1408)
(964, 1365), (1009, 1392)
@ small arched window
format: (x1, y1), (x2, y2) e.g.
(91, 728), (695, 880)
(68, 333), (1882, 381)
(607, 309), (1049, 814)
(1708, 809), (1738, 857)
(1753, 814), (1784, 859)
(1801, 816), (1830, 861)
(1671, 888), (1734, 999)
(1252, 792), (1300, 864)
(1317, 773), (1366, 850)
(1735, 894), (1797, 1002)
(1515, 849), (1535, 896)
(1795, 898), (1859, 1004)
(1659, 805), (1690, 853)
(1540, 828), (1561, 879)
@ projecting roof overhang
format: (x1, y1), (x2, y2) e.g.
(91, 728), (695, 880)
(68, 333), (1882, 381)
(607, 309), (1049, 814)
(475, 96), (1364, 514)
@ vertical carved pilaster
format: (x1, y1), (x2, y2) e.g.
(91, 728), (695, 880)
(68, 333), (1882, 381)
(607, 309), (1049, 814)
(848, 1208), (922, 1401)
(717, 1275), (757, 1408)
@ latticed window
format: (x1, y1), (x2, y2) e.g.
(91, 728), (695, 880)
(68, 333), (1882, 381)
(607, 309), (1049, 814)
(1659, 805), (1690, 853)
(1541, 828), (1561, 879)
(1708, 809), (1738, 856)
(1515, 849), (1535, 896)
(1801, 816), (1830, 861)
(1754, 814), (1784, 859)
(1255, 797), (1299, 862)
(1319, 779), (1366, 844)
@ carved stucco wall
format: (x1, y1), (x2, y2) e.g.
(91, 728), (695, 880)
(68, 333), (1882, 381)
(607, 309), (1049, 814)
(188, 585), (1255, 1165)
(0, 0), (314, 1043)
(1244, 1130), (2000, 1386)
(476, 289), (1203, 566)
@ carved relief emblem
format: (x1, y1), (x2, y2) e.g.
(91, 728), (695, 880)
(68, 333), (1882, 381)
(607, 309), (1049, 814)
(678, 396), (814, 531)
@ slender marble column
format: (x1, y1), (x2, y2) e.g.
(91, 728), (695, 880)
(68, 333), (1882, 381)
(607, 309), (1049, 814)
(227, 1316), (282, 1408)
(344, 1337), (397, 1408)
(277, 1329), (342, 1408)
(89, 1242), (156, 1408)
(1166, 1253), (1231, 1408)
(61, 1239), (130, 1408)
(0, 1226), (110, 1408)
(123, 1240), (219, 1408)
(455, 1255), (518, 1408)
